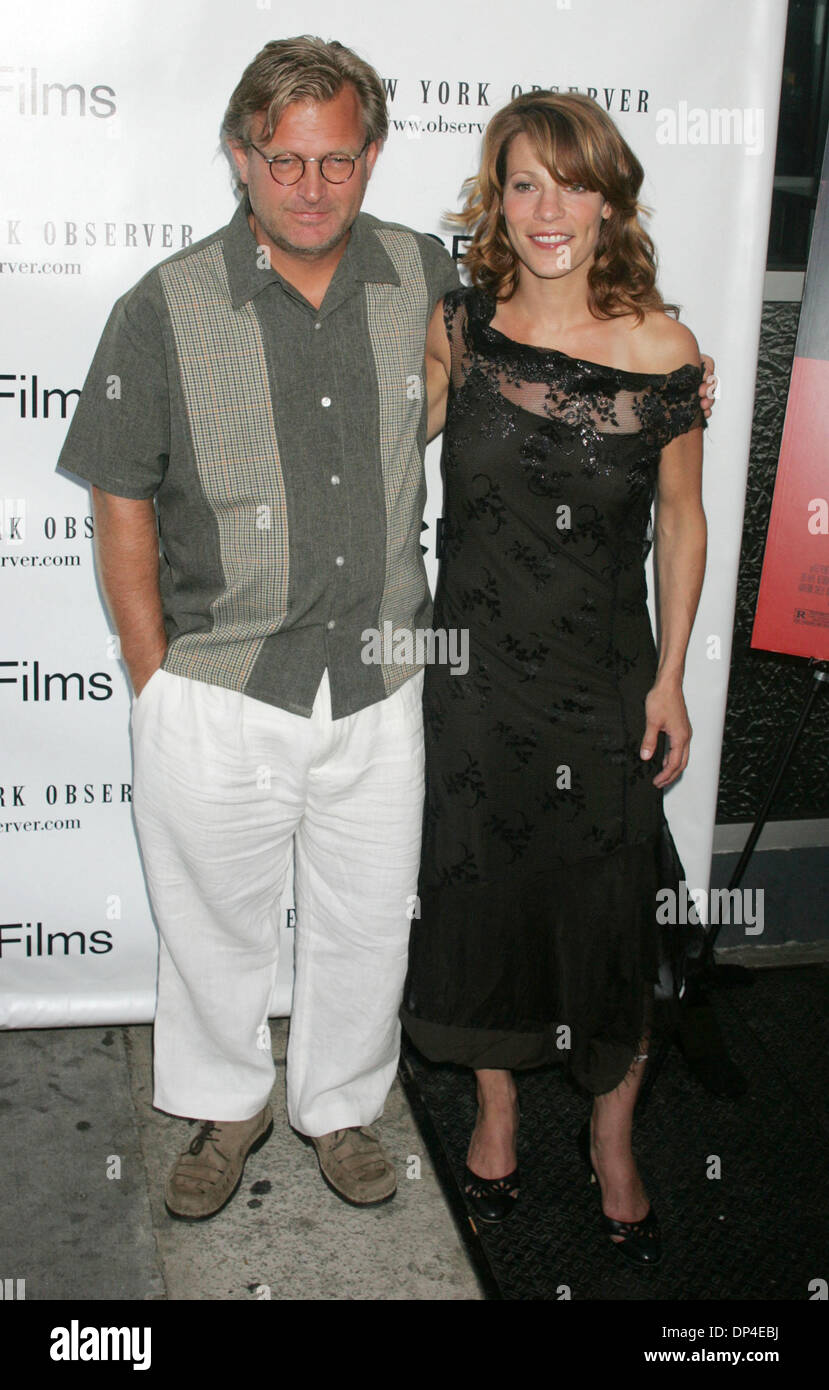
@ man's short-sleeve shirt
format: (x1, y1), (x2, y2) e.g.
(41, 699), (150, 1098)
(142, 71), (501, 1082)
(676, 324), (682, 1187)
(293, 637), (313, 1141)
(58, 200), (459, 718)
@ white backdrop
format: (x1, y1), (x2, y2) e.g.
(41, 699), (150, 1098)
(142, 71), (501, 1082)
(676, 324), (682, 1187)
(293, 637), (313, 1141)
(0, 0), (787, 1026)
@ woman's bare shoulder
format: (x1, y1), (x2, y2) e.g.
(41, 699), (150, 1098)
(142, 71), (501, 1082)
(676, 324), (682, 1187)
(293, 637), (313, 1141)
(629, 310), (700, 374)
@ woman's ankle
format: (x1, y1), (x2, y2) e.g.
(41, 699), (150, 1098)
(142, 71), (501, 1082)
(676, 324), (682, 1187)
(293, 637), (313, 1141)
(467, 1114), (518, 1177)
(475, 1068), (517, 1112)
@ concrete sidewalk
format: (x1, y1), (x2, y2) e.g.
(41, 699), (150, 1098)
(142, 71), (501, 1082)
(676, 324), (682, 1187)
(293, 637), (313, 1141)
(1, 1021), (484, 1301)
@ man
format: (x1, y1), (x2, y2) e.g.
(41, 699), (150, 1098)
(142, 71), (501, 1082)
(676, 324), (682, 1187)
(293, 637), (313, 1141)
(59, 36), (458, 1218)
(59, 36), (714, 1221)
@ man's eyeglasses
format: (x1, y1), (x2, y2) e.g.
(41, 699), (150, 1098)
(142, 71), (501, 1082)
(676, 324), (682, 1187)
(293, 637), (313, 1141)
(249, 140), (370, 186)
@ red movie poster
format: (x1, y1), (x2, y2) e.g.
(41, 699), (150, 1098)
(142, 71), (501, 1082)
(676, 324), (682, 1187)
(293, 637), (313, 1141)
(752, 135), (829, 661)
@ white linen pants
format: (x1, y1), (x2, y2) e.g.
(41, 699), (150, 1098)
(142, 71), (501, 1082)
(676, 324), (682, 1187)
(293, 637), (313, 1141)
(131, 665), (424, 1135)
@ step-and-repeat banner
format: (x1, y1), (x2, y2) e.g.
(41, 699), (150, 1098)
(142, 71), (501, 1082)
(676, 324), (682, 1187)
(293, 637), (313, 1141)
(1, 0), (787, 1026)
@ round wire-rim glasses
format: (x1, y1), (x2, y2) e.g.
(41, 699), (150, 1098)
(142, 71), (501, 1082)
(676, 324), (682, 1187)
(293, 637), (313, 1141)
(249, 140), (370, 186)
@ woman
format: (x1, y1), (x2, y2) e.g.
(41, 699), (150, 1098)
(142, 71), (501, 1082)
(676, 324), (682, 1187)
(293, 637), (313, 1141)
(400, 91), (710, 1267)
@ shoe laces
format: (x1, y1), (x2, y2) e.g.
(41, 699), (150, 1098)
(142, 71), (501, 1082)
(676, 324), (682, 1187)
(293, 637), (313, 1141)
(329, 1127), (368, 1150)
(187, 1120), (221, 1156)
(324, 1127), (385, 1175)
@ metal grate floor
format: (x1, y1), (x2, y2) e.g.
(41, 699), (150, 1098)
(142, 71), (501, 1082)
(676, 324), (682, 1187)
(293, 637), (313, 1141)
(400, 966), (828, 1300)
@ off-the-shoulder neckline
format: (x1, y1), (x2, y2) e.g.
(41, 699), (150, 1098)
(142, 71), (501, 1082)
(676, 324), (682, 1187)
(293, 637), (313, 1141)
(458, 288), (700, 385)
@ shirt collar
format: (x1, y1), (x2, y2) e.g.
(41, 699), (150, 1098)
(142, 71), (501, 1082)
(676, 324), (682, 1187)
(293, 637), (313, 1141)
(224, 200), (400, 310)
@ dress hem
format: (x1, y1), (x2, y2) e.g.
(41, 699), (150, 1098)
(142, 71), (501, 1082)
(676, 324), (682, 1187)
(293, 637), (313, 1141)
(400, 1000), (655, 1096)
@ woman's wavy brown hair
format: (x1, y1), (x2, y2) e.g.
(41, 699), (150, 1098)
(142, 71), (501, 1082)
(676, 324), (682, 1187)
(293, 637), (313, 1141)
(456, 91), (676, 322)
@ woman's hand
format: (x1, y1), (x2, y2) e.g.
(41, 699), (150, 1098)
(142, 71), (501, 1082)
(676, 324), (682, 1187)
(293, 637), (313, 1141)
(699, 353), (717, 419)
(640, 679), (692, 788)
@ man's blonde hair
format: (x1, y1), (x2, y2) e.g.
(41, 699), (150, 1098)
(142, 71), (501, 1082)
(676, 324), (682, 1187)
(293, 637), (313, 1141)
(222, 35), (388, 184)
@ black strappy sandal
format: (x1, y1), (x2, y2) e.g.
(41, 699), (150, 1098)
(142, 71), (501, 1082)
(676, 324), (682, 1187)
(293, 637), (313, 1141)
(463, 1165), (520, 1223)
(577, 1121), (661, 1266)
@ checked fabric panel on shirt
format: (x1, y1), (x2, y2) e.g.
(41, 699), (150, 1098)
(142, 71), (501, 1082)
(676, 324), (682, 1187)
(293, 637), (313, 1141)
(367, 228), (433, 697)
(158, 241), (290, 692)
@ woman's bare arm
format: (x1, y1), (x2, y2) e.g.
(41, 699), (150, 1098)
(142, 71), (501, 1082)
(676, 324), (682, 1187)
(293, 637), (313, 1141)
(425, 299), (451, 442)
(640, 424), (707, 788)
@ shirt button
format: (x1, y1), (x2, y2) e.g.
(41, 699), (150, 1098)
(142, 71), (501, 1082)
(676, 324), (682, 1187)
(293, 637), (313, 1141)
(335, 555), (344, 567)
(330, 474), (340, 486)
(327, 619), (336, 631)
(321, 396), (331, 408)
(314, 322), (322, 330)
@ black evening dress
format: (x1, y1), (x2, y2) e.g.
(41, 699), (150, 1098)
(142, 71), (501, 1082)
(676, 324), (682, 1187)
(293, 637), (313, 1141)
(400, 286), (705, 1095)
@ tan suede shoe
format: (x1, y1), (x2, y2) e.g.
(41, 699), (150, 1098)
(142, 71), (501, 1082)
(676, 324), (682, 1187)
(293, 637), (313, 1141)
(165, 1105), (273, 1220)
(308, 1125), (397, 1206)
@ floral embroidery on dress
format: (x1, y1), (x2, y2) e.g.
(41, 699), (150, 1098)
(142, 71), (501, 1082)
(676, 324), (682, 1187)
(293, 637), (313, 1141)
(405, 284), (706, 1078)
